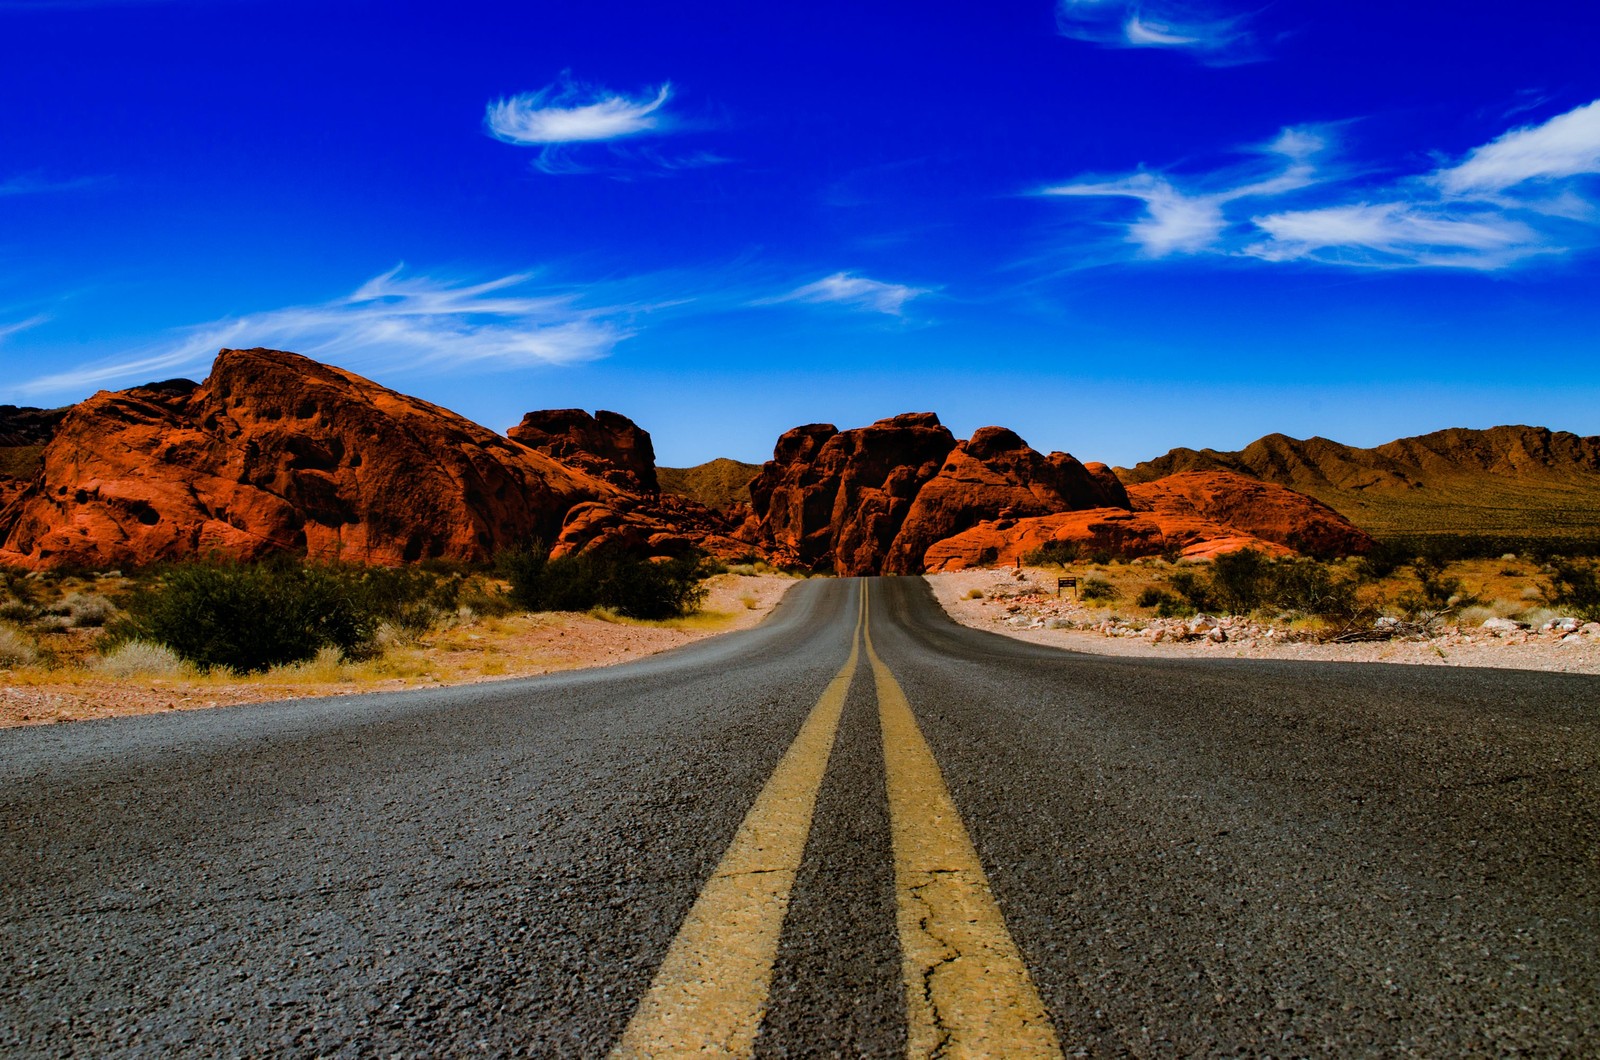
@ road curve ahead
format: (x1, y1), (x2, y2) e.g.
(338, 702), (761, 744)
(3, 577), (1598, 1056)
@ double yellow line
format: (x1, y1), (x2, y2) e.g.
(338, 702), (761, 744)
(612, 581), (1062, 1058)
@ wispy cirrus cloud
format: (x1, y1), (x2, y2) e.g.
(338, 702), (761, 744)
(486, 80), (671, 145)
(14, 268), (634, 399)
(759, 272), (932, 316)
(1041, 98), (1600, 270)
(1056, 0), (1259, 64)
(485, 74), (720, 178)
(0, 172), (102, 196)
(1042, 126), (1326, 256)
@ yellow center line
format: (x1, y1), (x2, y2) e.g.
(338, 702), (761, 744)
(865, 592), (1065, 1059)
(610, 581), (867, 1058)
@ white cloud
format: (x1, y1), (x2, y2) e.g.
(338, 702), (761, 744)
(763, 272), (930, 316)
(1044, 174), (1225, 255)
(1435, 99), (1600, 196)
(14, 268), (632, 400)
(1042, 99), (1600, 271)
(1247, 203), (1545, 269)
(1056, 0), (1255, 62)
(0, 314), (48, 342)
(1041, 127), (1325, 256)
(485, 79), (671, 145)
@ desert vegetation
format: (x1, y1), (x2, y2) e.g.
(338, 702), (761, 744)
(0, 546), (750, 712)
(1019, 543), (1600, 642)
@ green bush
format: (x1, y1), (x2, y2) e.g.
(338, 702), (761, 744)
(1136, 586), (1191, 618)
(1544, 558), (1600, 621)
(498, 542), (710, 620)
(1079, 577), (1118, 602)
(1164, 553), (1360, 621)
(1267, 557), (1359, 621)
(1022, 540), (1081, 566)
(116, 560), (382, 673)
(1395, 556), (1480, 620)
(1167, 569), (1218, 614)
(1209, 549), (1269, 613)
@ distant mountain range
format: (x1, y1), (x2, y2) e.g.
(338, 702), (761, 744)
(1114, 426), (1600, 542)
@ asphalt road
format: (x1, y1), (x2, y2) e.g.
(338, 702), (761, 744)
(3, 577), (1597, 1056)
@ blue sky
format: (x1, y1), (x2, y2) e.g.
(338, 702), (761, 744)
(2, 0), (1598, 467)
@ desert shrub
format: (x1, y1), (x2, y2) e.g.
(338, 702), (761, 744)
(1167, 569), (1218, 613)
(1266, 558), (1359, 621)
(0, 625), (36, 667)
(116, 560), (381, 673)
(345, 565), (461, 636)
(92, 640), (188, 678)
(57, 591), (116, 628)
(1136, 587), (1190, 618)
(1355, 540), (1410, 581)
(459, 576), (517, 618)
(1395, 556), (1480, 620)
(1209, 549), (1270, 613)
(0, 597), (37, 624)
(964, 587), (985, 600)
(1079, 577), (1118, 602)
(1543, 557), (1600, 621)
(498, 542), (710, 620)
(1023, 541), (1081, 566)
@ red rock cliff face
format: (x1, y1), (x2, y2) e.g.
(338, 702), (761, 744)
(507, 409), (658, 493)
(881, 426), (1130, 573)
(0, 349), (620, 569)
(748, 414), (957, 574)
(1125, 471), (1372, 557)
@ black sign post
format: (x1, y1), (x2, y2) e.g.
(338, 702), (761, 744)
(1058, 576), (1077, 600)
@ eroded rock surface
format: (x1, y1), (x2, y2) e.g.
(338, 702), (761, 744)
(0, 349), (617, 569)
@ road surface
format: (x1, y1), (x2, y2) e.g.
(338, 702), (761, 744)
(3, 577), (1597, 1056)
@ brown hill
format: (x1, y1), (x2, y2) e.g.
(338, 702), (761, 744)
(657, 458), (760, 509)
(1117, 426), (1600, 542)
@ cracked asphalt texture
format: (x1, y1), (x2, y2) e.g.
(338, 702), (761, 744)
(3, 576), (1597, 1056)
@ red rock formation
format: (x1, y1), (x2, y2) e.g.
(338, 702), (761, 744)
(1125, 470), (1371, 556)
(747, 414), (958, 574)
(507, 409), (658, 493)
(0, 349), (620, 569)
(551, 494), (752, 562)
(882, 426), (1129, 573)
(922, 509), (1293, 572)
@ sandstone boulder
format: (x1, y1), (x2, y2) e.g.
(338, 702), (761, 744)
(507, 409), (658, 493)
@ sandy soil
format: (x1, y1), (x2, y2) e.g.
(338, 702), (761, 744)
(0, 573), (797, 728)
(927, 566), (1600, 675)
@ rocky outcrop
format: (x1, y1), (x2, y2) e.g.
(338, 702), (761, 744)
(551, 494), (752, 562)
(0, 349), (620, 569)
(748, 413), (958, 574)
(881, 426), (1129, 573)
(922, 509), (1293, 572)
(1125, 471), (1371, 557)
(0, 405), (69, 448)
(507, 409), (658, 493)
